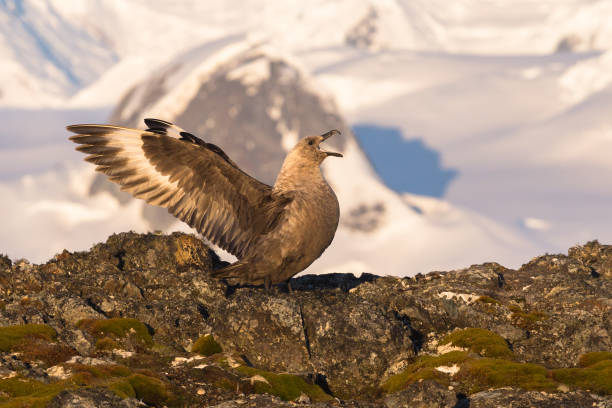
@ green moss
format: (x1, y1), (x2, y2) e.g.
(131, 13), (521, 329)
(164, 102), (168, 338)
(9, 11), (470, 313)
(95, 337), (120, 351)
(457, 358), (557, 393)
(382, 351), (470, 393)
(477, 296), (500, 305)
(127, 374), (170, 407)
(383, 367), (449, 393)
(440, 328), (513, 359)
(150, 342), (176, 356)
(213, 354), (231, 368)
(0, 396), (55, 408)
(0, 377), (68, 407)
(69, 363), (131, 380)
(108, 379), (136, 399)
(236, 366), (332, 401)
(191, 334), (222, 356)
(213, 378), (236, 390)
(0, 324), (69, 367)
(419, 351), (472, 366)
(510, 308), (548, 330)
(17, 340), (75, 366)
(383, 347), (611, 396)
(578, 352), (612, 367)
(0, 364), (174, 407)
(108, 365), (132, 377)
(553, 360), (612, 395)
(508, 304), (522, 313)
(69, 366), (174, 404)
(0, 377), (58, 397)
(0, 324), (57, 352)
(77, 318), (153, 347)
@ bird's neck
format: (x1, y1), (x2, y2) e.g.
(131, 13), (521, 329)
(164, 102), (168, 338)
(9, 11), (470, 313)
(274, 157), (325, 192)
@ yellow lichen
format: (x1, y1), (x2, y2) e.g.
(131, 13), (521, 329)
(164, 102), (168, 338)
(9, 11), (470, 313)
(173, 234), (204, 267)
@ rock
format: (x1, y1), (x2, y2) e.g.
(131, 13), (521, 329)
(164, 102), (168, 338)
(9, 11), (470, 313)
(0, 233), (611, 406)
(47, 388), (141, 408)
(211, 283), (414, 398)
(383, 380), (456, 407)
(469, 388), (612, 408)
(57, 297), (104, 325)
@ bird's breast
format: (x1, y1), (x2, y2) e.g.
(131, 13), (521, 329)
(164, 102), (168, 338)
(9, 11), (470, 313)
(280, 184), (339, 260)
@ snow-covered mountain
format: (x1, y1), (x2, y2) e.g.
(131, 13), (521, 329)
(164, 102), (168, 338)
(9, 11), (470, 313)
(2, 0), (612, 274)
(0, 0), (116, 106)
(4, 0), (612, 107)
(306, 43), (612, 254)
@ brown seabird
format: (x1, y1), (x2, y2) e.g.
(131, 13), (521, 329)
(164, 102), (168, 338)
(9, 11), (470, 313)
(67, 119), (342, 289)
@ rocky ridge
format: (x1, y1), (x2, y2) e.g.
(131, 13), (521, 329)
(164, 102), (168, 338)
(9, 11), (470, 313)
(0, 232), (610, 407)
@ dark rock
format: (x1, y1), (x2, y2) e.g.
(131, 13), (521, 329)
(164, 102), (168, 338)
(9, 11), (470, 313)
(469, 388), (611, 408)
(207, 394), (382, 407)
(345, 7), (379, 50)
(47, 388), (141, 408)
(0, 253), (11, 272)
(453, 393), (470, 408)
(383, 380), (456, 407)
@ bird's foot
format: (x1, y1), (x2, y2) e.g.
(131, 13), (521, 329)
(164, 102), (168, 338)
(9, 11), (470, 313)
(264, 276), (272, 291)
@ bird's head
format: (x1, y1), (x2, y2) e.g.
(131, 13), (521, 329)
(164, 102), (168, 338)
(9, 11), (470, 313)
(289, 130), (343, 165)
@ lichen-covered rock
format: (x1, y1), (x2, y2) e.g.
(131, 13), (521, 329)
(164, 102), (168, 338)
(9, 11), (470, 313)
(0, 233), (611, 406)
(469, 387), (612, 408)
(210, 283), (414, 398)
(207, 394), (381, 408)
(47, 387), (141, 408)
(383, 380), (457, 408)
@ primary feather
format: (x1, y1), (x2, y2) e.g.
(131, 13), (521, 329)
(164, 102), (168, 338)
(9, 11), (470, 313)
(68, 122), (290, 259)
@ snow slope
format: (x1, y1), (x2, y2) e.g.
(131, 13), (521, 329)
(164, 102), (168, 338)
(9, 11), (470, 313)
(0, 0), (116, 106)
(317, 137), (534, 275)
(0, 163), (151, 262)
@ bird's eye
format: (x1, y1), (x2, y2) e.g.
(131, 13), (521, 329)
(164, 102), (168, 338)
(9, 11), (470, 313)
(308, 140), (314, 146)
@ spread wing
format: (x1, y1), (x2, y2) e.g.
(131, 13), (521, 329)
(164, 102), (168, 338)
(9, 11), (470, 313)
(67, 120), (291, 259)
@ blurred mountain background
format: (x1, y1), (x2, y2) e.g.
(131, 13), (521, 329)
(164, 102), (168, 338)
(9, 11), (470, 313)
(2, 0), (612, 276)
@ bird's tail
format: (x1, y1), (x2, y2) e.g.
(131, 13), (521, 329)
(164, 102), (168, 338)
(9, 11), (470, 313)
(210, 261), (249, 280)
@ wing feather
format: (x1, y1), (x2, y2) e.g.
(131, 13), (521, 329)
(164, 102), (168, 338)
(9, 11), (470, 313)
(67, 121), (290, 258)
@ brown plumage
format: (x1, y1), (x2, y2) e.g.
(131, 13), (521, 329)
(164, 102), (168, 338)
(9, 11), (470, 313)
(67, 119), (342, 288)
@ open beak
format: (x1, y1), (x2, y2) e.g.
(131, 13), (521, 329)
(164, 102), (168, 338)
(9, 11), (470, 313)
(320, 129), (343, 157)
